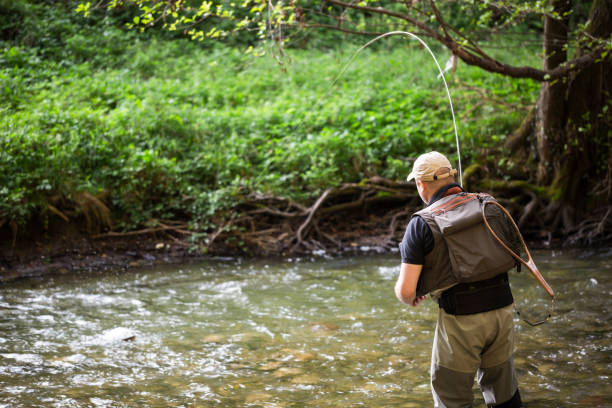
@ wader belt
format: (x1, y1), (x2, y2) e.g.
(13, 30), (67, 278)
(438, 273), (513, 315)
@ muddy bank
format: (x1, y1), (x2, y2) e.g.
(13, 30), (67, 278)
(0, 233), (202, 282)
(0, 219), (568, 283)
(0, 214), (406, 282)
(1, 178), (419, 281)
(3, 176), (609, 282)
(0, 235), (398, 283)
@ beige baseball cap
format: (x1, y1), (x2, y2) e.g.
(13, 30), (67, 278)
(406, 151), (457, 182)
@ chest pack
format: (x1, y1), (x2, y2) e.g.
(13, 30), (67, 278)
(416, 193), (516, 290)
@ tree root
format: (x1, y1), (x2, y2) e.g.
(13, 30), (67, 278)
(90, 175), (607, 254)
(209, 177), (419, 255)
(292, 188), (333, 252)
(505, 106), (535, 154)
(473, 178), (612, 247)
(92, 220), (190, 239)
(517, 191), (540, 229)
(47, 204), (70, 223)
(565, 206), (612, 246)
(24, 175), (608, 258)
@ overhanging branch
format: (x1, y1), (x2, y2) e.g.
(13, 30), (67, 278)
(323, 0), (441, 40)
(320, 0), (607, 82)
(306, 23), (385, 36)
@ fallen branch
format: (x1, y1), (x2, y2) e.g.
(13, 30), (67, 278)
(92, 222), (190, 239)
(243, 228), (284, 236)
(92, 227), (173, 238)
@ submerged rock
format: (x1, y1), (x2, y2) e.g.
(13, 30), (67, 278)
(280, 348), (316, 362)
(203, 334), (226, 343)
(291, 374), (320, 384)
(272, 367), (304, 378)
(245, 393), (274, 403)
(258, 361), (283, 371)
(307, 321), (339, 337)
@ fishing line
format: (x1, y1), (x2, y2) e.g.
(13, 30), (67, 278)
(321, 31), (463, 187)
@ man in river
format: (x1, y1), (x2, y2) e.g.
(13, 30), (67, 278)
(394, 151), (523, 408)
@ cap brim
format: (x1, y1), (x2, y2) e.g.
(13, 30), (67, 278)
(406, 171), (416, 182)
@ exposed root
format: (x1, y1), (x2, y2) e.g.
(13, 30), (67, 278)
(192, 176), (611, 254)
(517, 191), (540, 229)
(73, 177), (421, 254)
(208, 219), (236, 248)
(74, 192), (112, 234)
(505, 106), (536, 154)
(92, 220), (190, 239)
(292, 188), (333, 252)
(47, 204), (70, 223)
(565, 206), (612, 246)
(207, 177), (419, 255)
(6, 176), (608, 262)
(384, 208), (412, 246)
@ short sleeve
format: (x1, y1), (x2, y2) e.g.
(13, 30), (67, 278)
(399, 215), (434, 265)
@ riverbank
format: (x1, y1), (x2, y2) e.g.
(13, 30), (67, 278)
(0, 231), (201, 282)
(0, 214), (403, 282)
(0, 232), (394, 283)
(0, 206), (577, 283)
(3, 175), (610, 282)
(0, 177), (412, 281)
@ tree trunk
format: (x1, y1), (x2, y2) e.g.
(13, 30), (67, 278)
(535, 0), (612, 230)
(535, 0), (570, 185)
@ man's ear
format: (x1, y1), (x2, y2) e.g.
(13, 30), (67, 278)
(416, 179), (430, 204)
(416, 179), (425, 191)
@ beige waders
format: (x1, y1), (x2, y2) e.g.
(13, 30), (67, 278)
(430, 304), (519, 408)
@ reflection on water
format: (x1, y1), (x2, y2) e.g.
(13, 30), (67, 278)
(0, 249), (610, 407)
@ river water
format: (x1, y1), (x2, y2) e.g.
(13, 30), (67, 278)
(1, 249), (610, 407)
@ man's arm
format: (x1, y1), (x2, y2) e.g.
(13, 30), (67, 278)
(395, 263), (427, 306)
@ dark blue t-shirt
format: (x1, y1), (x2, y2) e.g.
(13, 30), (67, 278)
(399, 183), (463, 265)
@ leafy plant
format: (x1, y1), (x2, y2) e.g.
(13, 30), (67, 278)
(0, 1), (540, 234)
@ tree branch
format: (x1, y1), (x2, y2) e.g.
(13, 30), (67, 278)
(428, 0), (449, 39)
(427, 0), (492, 61)
(306, 23), (385, 37)
(322, 0), (442, 40)
(321, 0), (606, 81)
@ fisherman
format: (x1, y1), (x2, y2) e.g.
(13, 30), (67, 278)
(395, 151), (523, 408)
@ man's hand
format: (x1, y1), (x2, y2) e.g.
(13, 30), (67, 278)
(411, 295), (427, 307)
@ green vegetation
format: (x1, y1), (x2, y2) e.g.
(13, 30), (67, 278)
(0, 1), (540, 236)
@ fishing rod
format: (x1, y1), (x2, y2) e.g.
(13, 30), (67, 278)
(322, 31), (463, 187)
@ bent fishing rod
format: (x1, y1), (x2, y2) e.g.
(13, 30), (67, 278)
(321, 31), (463, 187)
(326, 31), (554, 323)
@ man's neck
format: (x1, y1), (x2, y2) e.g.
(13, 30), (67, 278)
(427, 183), (463, 205)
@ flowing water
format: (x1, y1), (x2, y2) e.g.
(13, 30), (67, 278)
(1, 249), (610, 407)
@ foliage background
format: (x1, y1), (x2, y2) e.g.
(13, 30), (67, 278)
(0, 0), (540, 236)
